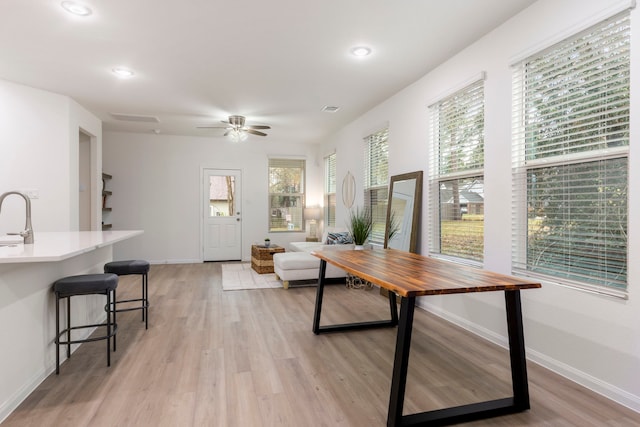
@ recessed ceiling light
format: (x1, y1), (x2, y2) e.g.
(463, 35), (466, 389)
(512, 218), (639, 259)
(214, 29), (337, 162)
(61, 1), (92, 16)
(112, 67), (135, 78)
(350, 46), (372, 57)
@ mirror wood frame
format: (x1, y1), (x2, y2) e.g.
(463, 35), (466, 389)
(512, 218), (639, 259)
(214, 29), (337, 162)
(383, 170), (423, 253)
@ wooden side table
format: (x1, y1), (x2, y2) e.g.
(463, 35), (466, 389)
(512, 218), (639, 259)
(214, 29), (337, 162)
(251, 245), (285, 274)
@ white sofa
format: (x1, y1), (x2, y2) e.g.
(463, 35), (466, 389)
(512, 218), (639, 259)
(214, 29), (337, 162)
(273, 228), (353, 289)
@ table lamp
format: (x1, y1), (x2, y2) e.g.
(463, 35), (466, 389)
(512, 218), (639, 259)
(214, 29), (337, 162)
(304, 206), (322, 239)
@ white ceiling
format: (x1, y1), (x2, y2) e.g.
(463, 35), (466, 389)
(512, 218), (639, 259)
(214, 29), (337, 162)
(0, 0), (537, 143)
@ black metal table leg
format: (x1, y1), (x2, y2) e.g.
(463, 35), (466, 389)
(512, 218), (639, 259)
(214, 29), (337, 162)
(312, 259), (399, 334)
(387, 296), (416, 427)
(388, 291), (399, 326)
(505, 290), (530, 410)
(384, 290), (531, 426)
(312, 259), (328, 334)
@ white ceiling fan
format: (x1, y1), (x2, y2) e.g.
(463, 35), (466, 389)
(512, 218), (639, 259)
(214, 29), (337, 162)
(198, 115), (271, 141)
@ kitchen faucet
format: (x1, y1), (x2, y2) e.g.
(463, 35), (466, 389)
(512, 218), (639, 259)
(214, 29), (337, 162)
(0, 191), (34, 244)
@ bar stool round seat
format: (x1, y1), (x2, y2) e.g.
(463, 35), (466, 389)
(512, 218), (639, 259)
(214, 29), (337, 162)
(53, 273), (119, 374)
(104, 260), (150, 329)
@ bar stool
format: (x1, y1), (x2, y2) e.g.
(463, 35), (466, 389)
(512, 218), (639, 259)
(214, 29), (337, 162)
(104, 260), (150, 329)
(53, 273), (119, 374)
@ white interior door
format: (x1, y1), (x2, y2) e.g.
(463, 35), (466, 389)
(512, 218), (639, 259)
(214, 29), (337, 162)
(203, 169), (242, 261)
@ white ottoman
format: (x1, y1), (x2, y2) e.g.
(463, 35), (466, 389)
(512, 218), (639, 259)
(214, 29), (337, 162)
(273, 252), (346, 289)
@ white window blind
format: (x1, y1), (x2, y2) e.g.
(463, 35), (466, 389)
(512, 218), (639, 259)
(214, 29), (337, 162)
(364, 128), (389, 245)
(268, 158), (306, 232)
(511, 12), (629, 296)
(428, 79), (485, 262)
(324, 153), (336, 227)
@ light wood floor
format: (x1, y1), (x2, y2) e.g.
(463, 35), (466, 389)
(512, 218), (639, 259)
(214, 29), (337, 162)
(3, 263), (639, 426)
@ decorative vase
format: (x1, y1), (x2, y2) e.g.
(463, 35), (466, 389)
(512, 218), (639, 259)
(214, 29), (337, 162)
(264, 240), (270, 247)
(354, 244), (364, 250)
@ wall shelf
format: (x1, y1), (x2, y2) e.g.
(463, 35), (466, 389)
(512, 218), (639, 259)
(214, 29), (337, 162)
(102, 173), (112, 230)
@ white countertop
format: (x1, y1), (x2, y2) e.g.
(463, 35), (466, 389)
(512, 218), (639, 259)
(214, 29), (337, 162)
(0, 230), (143, 263)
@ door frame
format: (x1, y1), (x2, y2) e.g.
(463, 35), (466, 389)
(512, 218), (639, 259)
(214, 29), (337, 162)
(200, 167), (243, 262)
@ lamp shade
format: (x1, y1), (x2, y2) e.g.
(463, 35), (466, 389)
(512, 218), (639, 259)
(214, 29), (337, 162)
(304, 206), (321, 220)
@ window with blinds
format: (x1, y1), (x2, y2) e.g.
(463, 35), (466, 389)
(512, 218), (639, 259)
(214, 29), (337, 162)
(324, 153), (336, 227)
(511, 12), (629, 297)
(428, 78), (485, 262)
(268, 158), (306, 232)
(364, 128), (389, 245)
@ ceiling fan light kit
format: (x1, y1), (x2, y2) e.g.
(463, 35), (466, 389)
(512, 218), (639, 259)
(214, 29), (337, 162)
(198, 115), (271, 141)
(229, 129), (248, 143)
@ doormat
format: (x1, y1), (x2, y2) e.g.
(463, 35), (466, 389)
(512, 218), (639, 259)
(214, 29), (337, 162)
(221, 263), (282, 291)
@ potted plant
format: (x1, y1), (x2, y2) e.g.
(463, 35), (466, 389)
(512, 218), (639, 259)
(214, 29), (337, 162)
(347, 206), (372, 249)
(264, 237), (271, 247)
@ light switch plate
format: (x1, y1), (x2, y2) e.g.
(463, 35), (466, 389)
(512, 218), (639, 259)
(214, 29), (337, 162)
(22, 189), (39, 199)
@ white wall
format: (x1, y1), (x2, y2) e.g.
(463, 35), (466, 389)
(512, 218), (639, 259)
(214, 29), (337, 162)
(0, 80), (107, 422)
(68, 99), (103, 231)
(0, 247), (113, 423)
(0, 80), (69, 234)
(102, 132), (323, 263)
(0, 79), (102, 234)
(321, 0), (640, 412)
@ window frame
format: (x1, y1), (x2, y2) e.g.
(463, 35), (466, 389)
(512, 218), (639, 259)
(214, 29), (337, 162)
(511, 12), (630, 298)
(428, 77), (485, 264)
(268, 158), (306, 233)
(324, 152), (336, 227)
(364, 128), (389, 246)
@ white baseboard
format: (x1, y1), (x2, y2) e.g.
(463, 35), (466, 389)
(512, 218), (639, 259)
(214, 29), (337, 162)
(417, 300), (640, 414)
(0, 314), (106, 424)
(148, 258), (200, 265)
(0, 365), (49, 424)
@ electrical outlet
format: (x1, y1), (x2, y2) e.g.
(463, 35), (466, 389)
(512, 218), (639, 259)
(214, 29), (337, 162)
(22, 189), (39, 199)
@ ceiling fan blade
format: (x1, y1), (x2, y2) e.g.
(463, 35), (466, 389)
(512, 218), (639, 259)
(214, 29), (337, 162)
(246, 129), (267, 137)
(247, 125), (271, 130)
(223, 130), (231, 136)
(197, 125), (231, 129)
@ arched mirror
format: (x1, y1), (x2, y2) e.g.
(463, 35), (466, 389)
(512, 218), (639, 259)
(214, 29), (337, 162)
(384, 171), (423, 253)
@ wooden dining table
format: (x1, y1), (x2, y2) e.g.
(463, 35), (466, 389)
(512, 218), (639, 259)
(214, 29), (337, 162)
(311, 248), (541, 427)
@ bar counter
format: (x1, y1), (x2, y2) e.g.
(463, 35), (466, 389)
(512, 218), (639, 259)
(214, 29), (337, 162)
(0, 230), (143, 422)
(0, 230), (143, 263)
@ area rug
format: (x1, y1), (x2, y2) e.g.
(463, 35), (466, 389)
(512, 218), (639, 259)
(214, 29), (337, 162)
(221, 263), (282, 291)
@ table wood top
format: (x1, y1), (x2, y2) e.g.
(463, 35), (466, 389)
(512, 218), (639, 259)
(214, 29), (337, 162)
(312, 248), (541, 298)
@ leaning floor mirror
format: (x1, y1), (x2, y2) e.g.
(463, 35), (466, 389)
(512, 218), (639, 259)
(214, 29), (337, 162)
(384, 171), (423, 253)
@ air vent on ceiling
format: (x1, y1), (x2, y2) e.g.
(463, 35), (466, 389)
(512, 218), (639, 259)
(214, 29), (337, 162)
(321, 106), (340, 113)
(110, 113), (160, 123)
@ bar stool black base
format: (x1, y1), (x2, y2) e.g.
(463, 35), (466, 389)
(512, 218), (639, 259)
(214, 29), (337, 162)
(104, 260), (150, 329)
(53, 273), (119, 375)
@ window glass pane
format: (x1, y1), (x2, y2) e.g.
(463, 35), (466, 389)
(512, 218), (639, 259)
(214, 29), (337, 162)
(429, 78), (484, 262)
(325, 194), (336, 227)
(269, 159), (305, 232)
(438, 177), (484, 260)
(526, 158), (627, 289)
(324, 153), (336, 227)
(208, 175), (235, 217)
(512, 12), (630, 294)
(364, 129), (389, 245)
(436, 82), (484, 174)
(521, 16), (630, 162)
(365, 186), (388, 244)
